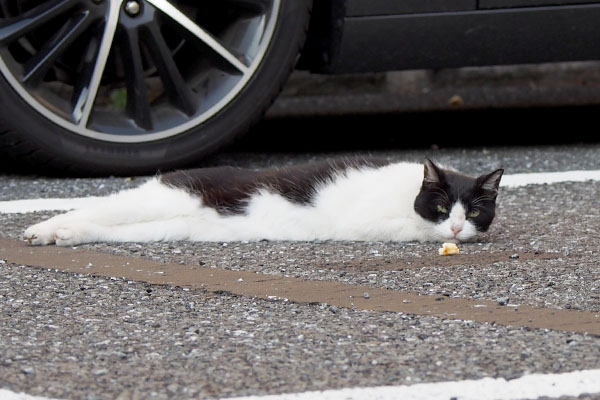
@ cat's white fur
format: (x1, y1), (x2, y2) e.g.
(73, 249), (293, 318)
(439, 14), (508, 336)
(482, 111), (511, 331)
(24, 162), (477, 246)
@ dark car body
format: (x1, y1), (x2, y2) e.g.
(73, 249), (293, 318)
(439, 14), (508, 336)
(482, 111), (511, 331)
(301, 0), (600, 73)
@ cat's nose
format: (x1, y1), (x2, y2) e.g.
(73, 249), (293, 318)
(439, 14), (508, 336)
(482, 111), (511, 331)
(451, 224), (463, 236)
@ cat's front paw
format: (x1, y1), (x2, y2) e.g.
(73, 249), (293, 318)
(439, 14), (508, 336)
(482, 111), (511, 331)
(24, 220), (92, 246)
(24, 222), (58, 246)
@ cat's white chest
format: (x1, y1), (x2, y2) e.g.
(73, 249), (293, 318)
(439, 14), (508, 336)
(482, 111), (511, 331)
(302, 163), (432, 241)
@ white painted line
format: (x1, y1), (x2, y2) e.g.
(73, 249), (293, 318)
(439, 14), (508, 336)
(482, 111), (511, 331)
(0, 196), (103, 214)
(2, 369), (600, 400)
(500, 169), (600, 188)
(225, 369), (600, 400)
(0, 389), (61, 400)
(1, 169), (600, 214)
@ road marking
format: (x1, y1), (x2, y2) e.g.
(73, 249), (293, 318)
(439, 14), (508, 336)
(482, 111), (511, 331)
(0, 389), (60, 400)
(500, 169), (600, 188)
(226, 369), (600, 400)
(2, 368), (600, 400)
(0, 196), (103, 213)
(1, 169), (599, 214)
(1, 238), (599, 335)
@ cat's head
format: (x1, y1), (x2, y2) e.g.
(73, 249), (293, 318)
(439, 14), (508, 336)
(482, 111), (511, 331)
(413, 159), (504, 242)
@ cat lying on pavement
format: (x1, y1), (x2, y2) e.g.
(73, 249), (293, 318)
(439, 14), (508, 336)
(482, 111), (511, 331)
(24, 158), (503, 246)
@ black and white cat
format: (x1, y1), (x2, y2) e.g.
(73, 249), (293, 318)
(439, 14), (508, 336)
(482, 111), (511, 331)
(24, 158), (503, 246)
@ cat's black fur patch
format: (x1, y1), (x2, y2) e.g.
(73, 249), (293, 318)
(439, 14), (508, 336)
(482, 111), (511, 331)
(414, 159), (503, 232)
(161, 158), (390, 215)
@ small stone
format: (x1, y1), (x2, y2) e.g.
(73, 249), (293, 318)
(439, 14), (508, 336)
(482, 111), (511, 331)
(509, 253), (519, 259)
(93, 368), (108, 376)
(329, 305), (338, 314)
(497, 297), (510, 306)
(22, 367), (34, 375)
(363, 292), (370, 299)
(112, 351), (127, 359)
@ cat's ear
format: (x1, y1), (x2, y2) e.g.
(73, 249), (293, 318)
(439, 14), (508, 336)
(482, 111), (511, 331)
(477, 168), (504, 195)
(423, 158), (443, 185)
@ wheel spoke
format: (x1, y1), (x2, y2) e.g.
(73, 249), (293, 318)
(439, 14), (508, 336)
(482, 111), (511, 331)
(143, 22), (196, 116)
(120, 27), (152, 130)
(75, 0), (122, 127)
(0, 0), (79, 45)
(22, 11), (92, 85)
(145, 0), (249, 75)
(71, 32), (99, 117)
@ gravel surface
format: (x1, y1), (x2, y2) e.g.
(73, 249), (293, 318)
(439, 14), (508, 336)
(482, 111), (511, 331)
(2, 144), (600, 399)
(2, 144), (600, 201)
(2, 179), (599, 313)
(201, 143), (600, 175)
(1, 263), (600, 400)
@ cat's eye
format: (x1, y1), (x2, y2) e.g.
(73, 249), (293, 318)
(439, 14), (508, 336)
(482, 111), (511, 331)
(437, 205), (448, 214)
(468, 209), (481, 218)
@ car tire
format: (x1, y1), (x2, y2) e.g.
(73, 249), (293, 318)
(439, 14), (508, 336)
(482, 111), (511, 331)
(0, 0), (312, 176)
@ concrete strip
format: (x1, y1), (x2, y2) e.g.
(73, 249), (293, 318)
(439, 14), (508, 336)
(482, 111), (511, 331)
(227, 368), (600, 400)
(500, 170), (600, 188)
(0, 389), (60, 400)
(268, 63), (600, 118)
(0, 196), (104, 213)
(0, 237), (598, 335)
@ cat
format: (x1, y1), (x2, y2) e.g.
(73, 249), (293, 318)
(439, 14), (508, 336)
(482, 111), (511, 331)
(23, 158), (503, 246)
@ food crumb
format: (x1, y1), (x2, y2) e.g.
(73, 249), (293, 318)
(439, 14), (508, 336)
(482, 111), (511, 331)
(439, 243), (460, 256)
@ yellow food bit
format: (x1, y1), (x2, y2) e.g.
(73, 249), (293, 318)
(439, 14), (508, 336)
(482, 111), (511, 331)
(439, 242), (460, 256)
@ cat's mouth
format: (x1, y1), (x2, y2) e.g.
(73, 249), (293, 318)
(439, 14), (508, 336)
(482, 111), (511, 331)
(435, 219), (479, 243)
(437, 230), (475, 243)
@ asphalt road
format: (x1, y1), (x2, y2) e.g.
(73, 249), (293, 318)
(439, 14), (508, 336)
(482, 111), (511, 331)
(1, 112), (600, 400)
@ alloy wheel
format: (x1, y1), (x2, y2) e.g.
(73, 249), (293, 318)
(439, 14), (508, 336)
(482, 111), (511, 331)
(0, 0), (280, 143)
